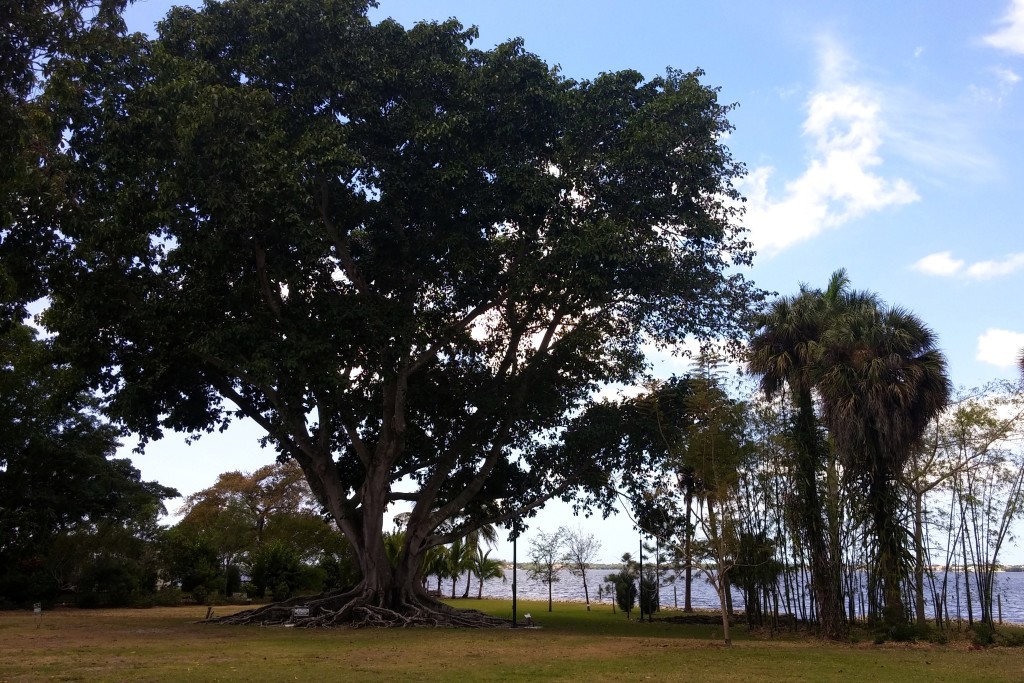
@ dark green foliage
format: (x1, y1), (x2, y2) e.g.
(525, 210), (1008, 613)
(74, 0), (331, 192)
(732, 532), (782, 627)
(0, 323), (177, 605)
(34, 0), (760, 613)
(992, 628), (1024, 648)
(639, 569), (659, 617)
(158, 527), (223, 595)
(225, 564), (242, 597)
(75, 554), (139, 608)
(0, 0), (132, 324)
(318, 546), (361, 591)
(749, 270), (950, 632)
(251, 541), (301, 599)
(606, 569), (637, 618)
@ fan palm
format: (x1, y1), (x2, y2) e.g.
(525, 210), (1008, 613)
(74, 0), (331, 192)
(746, 269), (873, 639)
(814, 304), (950, 628)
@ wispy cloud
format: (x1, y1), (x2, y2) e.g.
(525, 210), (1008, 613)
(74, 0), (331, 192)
(967, 253), (1024, 279)
(740, 36), (918, 256)
(994, 66), (1021, 86)
(911, 251), (1024, 280)
(967, 65), (1021, 105)
(984, 0), (1024, 54)
(976, 328), (1024, 367)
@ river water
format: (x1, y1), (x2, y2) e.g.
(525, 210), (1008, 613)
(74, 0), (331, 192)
(438, 568), (1024, 623)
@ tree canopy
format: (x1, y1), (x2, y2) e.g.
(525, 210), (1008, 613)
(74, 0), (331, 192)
(0, 322), (177, 603)
(35, 0), (759, 624)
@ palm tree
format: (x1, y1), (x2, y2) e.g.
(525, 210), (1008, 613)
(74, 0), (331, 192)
(445, 537), (473, 599)
(747, 269), (873, 639)
(422, 545), (449, 594)
(470, 547), (506, 599)
(383, 531), (405, 568)
(460, 524), (498, 598)
(814, 303), (950, 628)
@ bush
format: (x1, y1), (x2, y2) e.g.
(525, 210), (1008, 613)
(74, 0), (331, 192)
(874, 622), (923, 644)
(251, 541), (300, 598)
(963, 623), (1024, 647)
(131, 592), (155, 608)
(75, 592), (103, 609)
(225, 564), (242, 597)
(153, 587), (182, 607)
(994, 628), (1024, 647)
(604, 569), (637, 618)
(272, 581), (291, 602)
(971, 623), (996, 647)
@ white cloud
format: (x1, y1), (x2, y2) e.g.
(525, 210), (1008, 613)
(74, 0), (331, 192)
(739, 37), (918, 256)
(995, 66), (1021, 85)
(911, 251), (964, 276)
(976, 328), (1024, 367)
(911, 251), (1024, 280)
(984, 0), (1024, 54)
(965, 252), (1024, 279)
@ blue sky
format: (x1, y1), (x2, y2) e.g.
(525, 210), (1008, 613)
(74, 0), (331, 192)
(120, 0), (1024, 562)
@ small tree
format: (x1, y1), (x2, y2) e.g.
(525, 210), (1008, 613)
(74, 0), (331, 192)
(562, 526), (601, 610)
(250, 540), (301, 599)
(639, 567), (659, 619)
(604, 581), (617, 613)
(605, 553), (638, 619)
(527, 529), (565, 612)
(444, 537), (473, 599)
(470, 548), (506, 599)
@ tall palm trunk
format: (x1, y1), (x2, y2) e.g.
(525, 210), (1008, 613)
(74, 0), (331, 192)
(793, 388), (847, 639)
(860, 428), (906, 627)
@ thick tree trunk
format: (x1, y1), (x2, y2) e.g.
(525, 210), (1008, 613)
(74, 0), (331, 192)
(210, 471), (507, 628)
(870, 465), (906, 629)
(210, 550), (507, 628)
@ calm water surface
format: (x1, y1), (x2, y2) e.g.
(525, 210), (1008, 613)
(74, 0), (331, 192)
(440, 568), (1024, 623)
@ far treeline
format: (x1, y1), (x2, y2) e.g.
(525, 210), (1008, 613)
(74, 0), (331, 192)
(2, 0), (1023, 642)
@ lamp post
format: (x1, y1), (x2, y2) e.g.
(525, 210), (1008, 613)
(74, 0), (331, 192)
(511, 519), (520, 628)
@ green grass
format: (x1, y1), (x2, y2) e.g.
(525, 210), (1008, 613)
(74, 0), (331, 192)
(0, 600), (1021, 682)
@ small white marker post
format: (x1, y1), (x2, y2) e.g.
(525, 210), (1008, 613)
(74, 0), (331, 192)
(33, 602), (42, 628)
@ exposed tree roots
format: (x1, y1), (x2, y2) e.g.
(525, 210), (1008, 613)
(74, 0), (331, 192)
(206, 588), (510, 629)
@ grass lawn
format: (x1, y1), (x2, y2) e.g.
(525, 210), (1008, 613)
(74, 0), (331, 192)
(1, 599), (1022, 682)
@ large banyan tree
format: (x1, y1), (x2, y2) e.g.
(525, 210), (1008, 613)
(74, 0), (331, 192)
(37, 0), (759, 625)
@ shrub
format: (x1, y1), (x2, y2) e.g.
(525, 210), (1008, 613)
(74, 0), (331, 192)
(153, 587), (183, 607)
